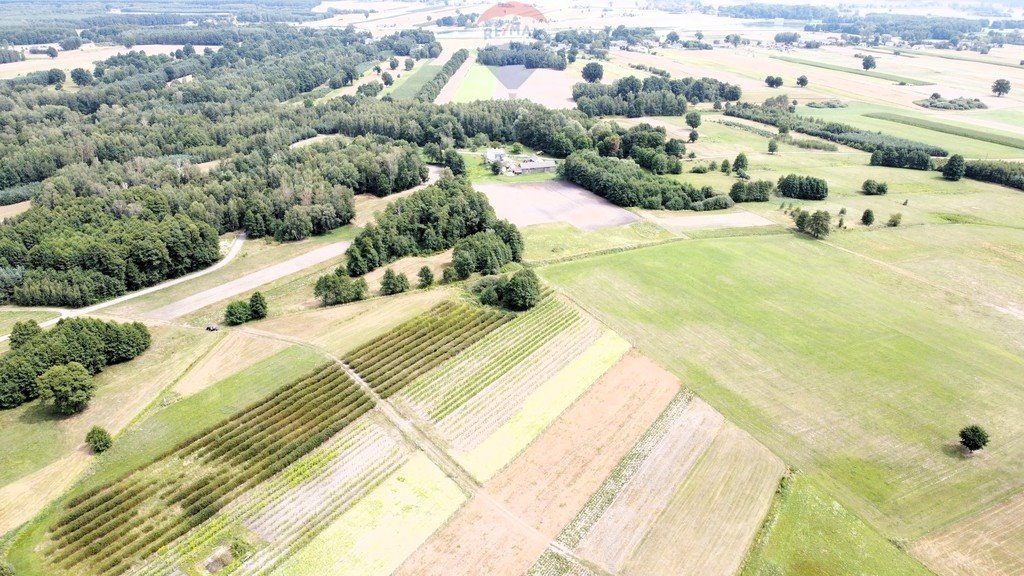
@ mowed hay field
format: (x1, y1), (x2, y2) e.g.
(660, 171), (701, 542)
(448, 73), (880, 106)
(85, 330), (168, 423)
(539, 233), (1024, 544)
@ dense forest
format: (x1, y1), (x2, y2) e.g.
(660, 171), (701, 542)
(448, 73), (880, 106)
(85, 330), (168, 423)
(804, 14), (988, 42)
(718, 4), (838, 20)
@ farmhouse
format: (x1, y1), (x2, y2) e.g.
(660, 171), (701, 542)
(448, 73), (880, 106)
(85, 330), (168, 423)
(485, 148), (507, 163)
(516, 156), (557, 175)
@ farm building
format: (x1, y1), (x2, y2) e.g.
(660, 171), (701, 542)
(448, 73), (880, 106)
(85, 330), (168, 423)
(516, 157), (557, 175)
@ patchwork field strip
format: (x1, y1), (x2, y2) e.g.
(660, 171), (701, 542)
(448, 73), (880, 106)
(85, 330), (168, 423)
(44, 364), (373, 575)
(913, 489), (1024, 576)
(132, 412), (409, 575)
(269, 452), (465, 576)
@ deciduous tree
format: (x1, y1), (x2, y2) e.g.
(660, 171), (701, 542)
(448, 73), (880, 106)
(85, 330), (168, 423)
(37, 362), (94, 415)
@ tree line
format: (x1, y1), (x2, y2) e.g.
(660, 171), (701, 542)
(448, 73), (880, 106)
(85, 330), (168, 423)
(477, 42), (567, 70)
(560, 150), (732, 211)
(415, 48), (469, 102)
(723, 100), (948, 161)
(572, 74), (740, 117)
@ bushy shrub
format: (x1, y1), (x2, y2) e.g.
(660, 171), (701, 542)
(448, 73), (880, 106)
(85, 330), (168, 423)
(862, 179), (888, 195)
(887, 213), (903, 227)
(224, 300), (251, 326)
(86, 426), (113, 453)
(314, 272), (367, 306)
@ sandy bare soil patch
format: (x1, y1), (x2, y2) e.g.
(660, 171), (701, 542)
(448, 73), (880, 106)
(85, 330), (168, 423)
(191, 160), (221, 174)
(0, 451), (90, 535)
(487, 353), (679, 537)
(0, 201), (31, 221)
(477, 181), (638, 232)
(395, 495), (549, 576)
(144, 240), (351, 321)
(434, 54), (477, 105)
(913, 490), (1024, 576)
(620, 423), (784, 576)
(640, 209), (777, 234)
(252, 287), (452, 354)
(289, 133), (342, 149)
(173, 332), (289, 397)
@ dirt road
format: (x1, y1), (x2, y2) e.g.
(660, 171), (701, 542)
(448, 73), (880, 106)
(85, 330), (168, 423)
(144, 240), (351, 322)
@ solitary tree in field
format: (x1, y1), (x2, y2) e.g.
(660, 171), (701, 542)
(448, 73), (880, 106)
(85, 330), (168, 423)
(720, 158), (731, 174)
(861, 208), (875, 225)
(404, 57), (414, 71)
(389, 56), (399, 70)
(688, 129), (699, 143)
(862, 55), (877, 70)
(942, 154), (966, 181)
(887, 212), (902, 227)
(417, 266), (434, 288)
(86, 426), (112, 453)
(225, 300), (251, 325)
(768, 139), (779, 154)
(992, 78), (1011, 97)
(38, 362), (94, 415)
(582, 62), (603, 83)
(685, 111), (702, 129)
(666, 31), (680, 44)
(381, 71), (394, 86)
(733, 152), (748, 171)
(807, 210), (831, 238)
(797, 74), (808, 87)
(959, 425), (989, 453)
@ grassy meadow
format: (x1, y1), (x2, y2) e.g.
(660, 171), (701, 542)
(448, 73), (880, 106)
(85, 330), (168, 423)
(539, 230), (1024, 540)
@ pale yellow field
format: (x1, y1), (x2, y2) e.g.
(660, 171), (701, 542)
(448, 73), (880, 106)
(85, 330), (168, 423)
(0, 44), (206, 79)
(173, 331), (290, 397)
(271, 452), (466, 576)
(0, 201), (31, 221)
(913, 489), (1024, 576)
(621, 424), (785, 576)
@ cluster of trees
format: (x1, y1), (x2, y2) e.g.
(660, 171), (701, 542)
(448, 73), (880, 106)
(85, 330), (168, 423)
(224, 292), (268, 325)
(572, 75), (740, 117)
(791, 208), (831, 238)
(915, 93), (986, 110)
(0, 318), (150, 410)
(279, 136), (427, 198)
(777, 174), (829, 200)
(379, 268), (410, 295)
(730, 180), (775, 202)
(774, 32), (800, 44)
(590, 122), (687, 174)
(471, 268), (541, 311)
(451, 225), (524, 279)
(561, 150), (731, 211)
(724, 101), (947, 158)
(869, 147), (934, 170)
(764, 76), (784, 88)
(342, 175), (518, 277)
(314, 271), (367, 306)
(477, 42), (566, 70)
(861, 179), (889, 195)
(415, 48), (469, 102)
(434, 13), (478, 27)
(0, 49), (24, 64)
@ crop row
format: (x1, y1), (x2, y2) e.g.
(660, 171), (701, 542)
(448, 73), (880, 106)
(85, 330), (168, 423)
(429, 301), (580, 421)
(405, 295), (565, 403)
(346, 302), (512, 398)
(133, 419), (404, 576)
(46, 363), (373, 575)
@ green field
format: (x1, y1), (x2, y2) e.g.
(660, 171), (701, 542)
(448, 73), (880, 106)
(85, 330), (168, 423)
(863, 112), (1024, 151)
(539, 231), (1024, 540)
(451, 64), (497, 103)
(741, 475), (933, 576)
(383, 62), (442, 100)
(798, 102), (1024, 159)
(770, 55), (933, 85)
